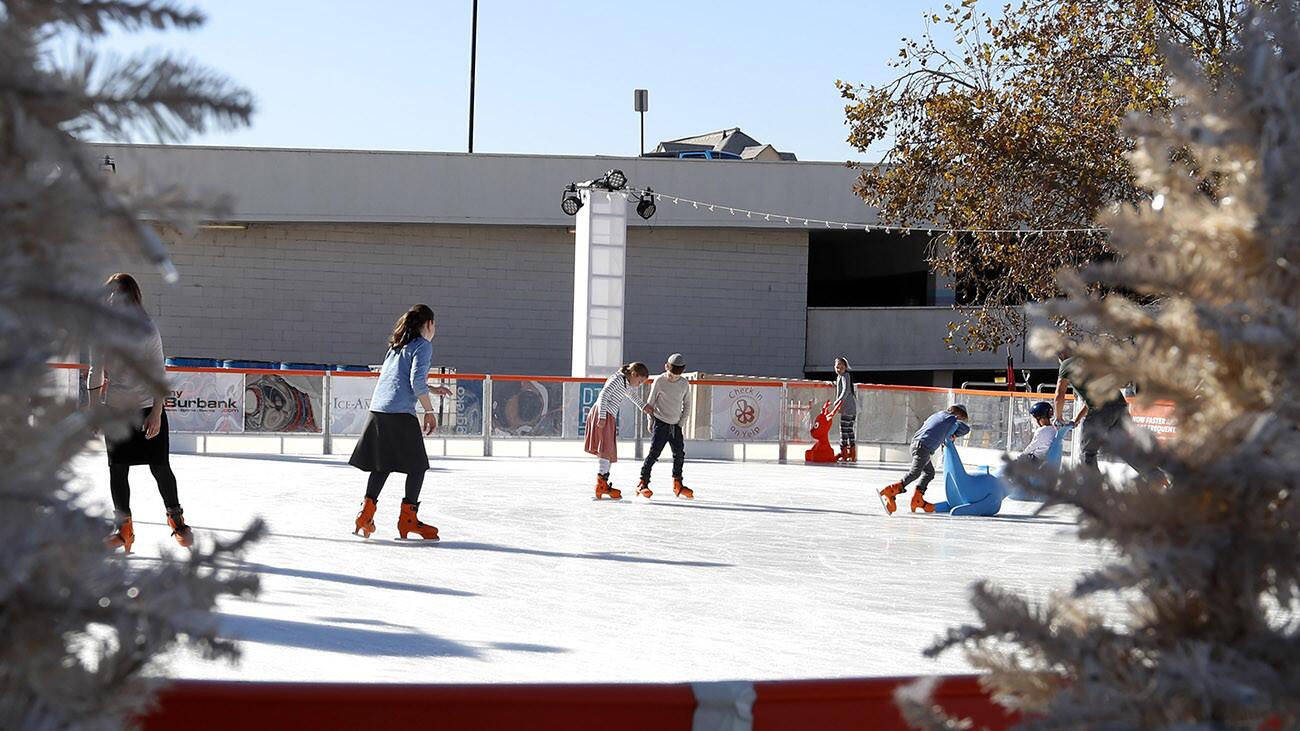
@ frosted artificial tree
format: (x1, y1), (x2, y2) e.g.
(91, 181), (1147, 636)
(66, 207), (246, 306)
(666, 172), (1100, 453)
(899, 4), (1300, 730)
(0, 2), (263, 728)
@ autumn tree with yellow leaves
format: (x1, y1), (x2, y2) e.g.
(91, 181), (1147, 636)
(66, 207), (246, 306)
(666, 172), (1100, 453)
(838, 0), (1251, 350)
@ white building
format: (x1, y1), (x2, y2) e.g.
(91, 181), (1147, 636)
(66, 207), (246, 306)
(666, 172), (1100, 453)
(93, 143), (1055, 385)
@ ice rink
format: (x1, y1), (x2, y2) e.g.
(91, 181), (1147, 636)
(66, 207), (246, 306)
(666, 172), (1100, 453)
(69, 451), (1109, 683)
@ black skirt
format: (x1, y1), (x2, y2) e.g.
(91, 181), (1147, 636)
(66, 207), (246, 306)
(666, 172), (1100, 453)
(106, 408), (171, 466)
(349, 411), (429, 474)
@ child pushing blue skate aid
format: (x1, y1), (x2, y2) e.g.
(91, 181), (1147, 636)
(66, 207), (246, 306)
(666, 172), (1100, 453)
(935, 425), (1074, 514)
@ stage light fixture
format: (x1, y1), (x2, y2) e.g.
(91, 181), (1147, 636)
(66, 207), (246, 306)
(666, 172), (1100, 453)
(603, 169), (627, 190)
(636, 189), (656, 220)
(561, 184), (583, 216)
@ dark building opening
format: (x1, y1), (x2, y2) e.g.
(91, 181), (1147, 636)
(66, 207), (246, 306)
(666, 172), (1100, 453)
(807, 230), (939, 307)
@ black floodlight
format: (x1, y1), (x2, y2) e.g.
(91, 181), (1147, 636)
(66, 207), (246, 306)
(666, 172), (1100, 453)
(603, 169), (627, 190)
(561, 184), (583, 216)
(636, 189), (657, 220)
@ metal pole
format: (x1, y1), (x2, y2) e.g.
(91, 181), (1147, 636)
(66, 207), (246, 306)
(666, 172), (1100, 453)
(634, 89), (649, 157)
(1006, 392), (1016, 452)
(482, 375), (492, 456)
(468, 0), (478, 153)
(322, 371), (333, 455)
(777, 382), (789, 464)
(634, 382), (646, 460)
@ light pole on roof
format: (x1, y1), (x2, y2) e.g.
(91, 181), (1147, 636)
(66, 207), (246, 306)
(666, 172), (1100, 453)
(634, 89), (648, 156)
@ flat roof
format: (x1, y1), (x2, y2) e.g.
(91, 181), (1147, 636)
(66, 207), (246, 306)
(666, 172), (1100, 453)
(90, 143), (879, 228)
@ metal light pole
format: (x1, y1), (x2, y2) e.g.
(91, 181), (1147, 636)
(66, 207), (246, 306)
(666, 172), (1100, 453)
(634, 89), (648, 155)
(468, 0), (478, 153)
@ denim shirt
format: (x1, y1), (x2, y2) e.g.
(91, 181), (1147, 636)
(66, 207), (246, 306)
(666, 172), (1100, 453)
(912, 411), (971, 451)
(369, 338), (432, 415)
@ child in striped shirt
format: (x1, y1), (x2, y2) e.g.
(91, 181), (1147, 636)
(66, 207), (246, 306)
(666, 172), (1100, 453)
(584, 362), (650, 499)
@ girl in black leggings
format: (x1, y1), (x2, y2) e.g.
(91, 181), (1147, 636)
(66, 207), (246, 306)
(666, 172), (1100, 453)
(90, 274), (193, 553)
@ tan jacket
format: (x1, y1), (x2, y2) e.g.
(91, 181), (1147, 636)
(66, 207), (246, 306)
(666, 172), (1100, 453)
(647, 374), (691, 426)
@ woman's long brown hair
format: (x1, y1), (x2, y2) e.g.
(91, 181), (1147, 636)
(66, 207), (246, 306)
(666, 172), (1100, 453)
(618, 362), (649, 379)
(105, 272), (144, 309)
(389, 304), (435, 351)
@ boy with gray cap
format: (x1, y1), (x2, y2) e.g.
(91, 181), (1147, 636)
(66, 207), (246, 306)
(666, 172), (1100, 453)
(636, 353), (694, 499)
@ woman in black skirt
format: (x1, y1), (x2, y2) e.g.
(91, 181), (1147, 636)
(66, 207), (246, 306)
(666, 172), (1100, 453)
(90, 273), (193, 553)
(350, 304), (451, 539)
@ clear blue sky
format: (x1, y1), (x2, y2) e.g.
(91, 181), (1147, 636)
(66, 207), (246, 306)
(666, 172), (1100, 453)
(95, 1), (948, 162)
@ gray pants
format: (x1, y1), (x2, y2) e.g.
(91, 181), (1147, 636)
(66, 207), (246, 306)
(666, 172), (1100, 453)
(1081, 399), (1131, 469)
(900, 443), (936, 492)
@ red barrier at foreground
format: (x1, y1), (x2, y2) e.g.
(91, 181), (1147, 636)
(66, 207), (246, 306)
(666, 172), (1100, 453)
(140, 676), (1012, 731)
(755, 676), (1015, 731)
(141, 681), (696, 731)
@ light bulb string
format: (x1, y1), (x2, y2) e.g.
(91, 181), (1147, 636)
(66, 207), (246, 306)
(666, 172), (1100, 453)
(589, 186), (1107, 236)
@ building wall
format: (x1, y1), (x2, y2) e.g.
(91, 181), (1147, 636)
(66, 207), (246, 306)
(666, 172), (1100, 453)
(122, 223), (807, 377)
(92, 143), (873, 229)
(625, 227), (807, 378)
(804, 306), (1056, 373)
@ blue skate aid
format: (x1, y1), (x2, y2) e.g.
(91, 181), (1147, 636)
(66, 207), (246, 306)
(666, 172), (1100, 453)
(933, 440), (1006, 517)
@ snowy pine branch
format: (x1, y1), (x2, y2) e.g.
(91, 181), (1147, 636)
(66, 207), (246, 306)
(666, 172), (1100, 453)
(904, 4), (1300, 729)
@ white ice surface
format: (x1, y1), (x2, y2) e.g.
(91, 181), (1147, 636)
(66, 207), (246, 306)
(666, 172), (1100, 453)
(69, 452), (1110, 683)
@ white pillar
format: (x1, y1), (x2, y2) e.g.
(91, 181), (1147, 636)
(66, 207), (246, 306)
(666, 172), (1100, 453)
(572, 188), (628, 377)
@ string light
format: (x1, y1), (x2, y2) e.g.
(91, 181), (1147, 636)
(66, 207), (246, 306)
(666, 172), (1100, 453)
(617, 185), (1108, 236)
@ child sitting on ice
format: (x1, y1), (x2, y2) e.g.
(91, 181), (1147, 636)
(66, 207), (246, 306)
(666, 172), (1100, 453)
(879, 404), (970, 514)
(1015, 401), (1058, 464)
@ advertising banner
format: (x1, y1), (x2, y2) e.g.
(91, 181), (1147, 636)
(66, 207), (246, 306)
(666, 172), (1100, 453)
(491, 380), (564, 437)
(577, 381), (603, 438)
(453, 380), (483, 436)
(245, 373), (323, 433)
(710, 385), (780, 441)
(165, 371), (244, 433)
(1130, 400), (1177, 443)
(329, 375), (376, 436)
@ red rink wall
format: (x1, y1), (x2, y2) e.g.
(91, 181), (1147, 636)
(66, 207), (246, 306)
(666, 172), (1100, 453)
(139, 675), (1015, 730)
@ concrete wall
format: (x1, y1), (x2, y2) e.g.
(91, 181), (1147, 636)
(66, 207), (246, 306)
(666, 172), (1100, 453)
(805, 307), (1056, 372)
(121, 223), (807, 377)
(625, 227), (807, 378)
(91, 143), (874, 229)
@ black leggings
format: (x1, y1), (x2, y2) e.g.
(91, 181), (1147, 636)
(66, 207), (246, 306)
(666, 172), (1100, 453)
(365, 471), (426, 504)
(109, 463), (180, 516)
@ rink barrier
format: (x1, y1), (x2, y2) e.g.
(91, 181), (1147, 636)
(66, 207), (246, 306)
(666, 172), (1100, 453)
(138, 675), (1013, 731)
(48, 362), (1082, 462)
(49, 362), (1197, 465)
